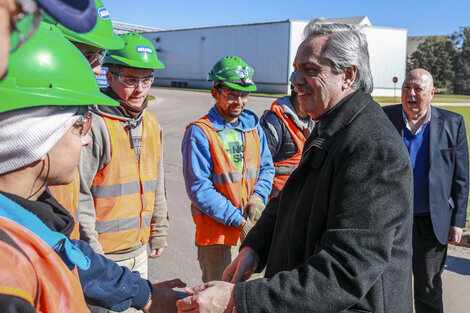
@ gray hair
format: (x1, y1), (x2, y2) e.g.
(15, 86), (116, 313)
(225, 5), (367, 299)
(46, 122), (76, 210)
(302, 17), (373, 93)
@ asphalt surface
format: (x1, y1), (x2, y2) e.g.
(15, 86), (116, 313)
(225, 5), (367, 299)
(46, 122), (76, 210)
(145, 87), (470, 312)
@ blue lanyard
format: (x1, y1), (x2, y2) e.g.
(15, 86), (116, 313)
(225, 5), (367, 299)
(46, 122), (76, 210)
(0, 193), (90, 271)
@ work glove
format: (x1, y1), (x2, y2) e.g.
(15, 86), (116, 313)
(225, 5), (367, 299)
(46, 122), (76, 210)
(239, 219), (254, 243)
(244, 195), (265, 222)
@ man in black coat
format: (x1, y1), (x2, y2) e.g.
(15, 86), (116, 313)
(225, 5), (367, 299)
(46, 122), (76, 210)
(383, 68), (469, 313)
(177, 17), (414, 313)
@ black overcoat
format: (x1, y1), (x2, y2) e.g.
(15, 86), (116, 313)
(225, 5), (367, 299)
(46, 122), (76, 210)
(235, 91), (414, 313)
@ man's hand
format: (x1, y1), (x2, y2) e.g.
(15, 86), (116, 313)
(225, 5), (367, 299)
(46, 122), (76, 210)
(143, 279), (187, 313)
(176, 281), (235, 313)
(244, 195), (265, 222)
(222, 246), (259, 283)
(448, 226), (463, 245)
(149, 247), (166, 259)
(238, 219), (253, 243)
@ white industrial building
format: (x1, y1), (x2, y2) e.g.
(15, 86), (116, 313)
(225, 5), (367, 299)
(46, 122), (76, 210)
(142, 17), (407, 96)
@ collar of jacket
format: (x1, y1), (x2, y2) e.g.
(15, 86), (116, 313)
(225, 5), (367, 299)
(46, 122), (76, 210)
(207, 105), (260, 132)
(0, 190), (74, 236)
(304, 90), (373, 153)
(387, 104), (442, 138)
(0, 191), (90, 270)
(90, 87), (148, 124)
(277, 96), (314, 130)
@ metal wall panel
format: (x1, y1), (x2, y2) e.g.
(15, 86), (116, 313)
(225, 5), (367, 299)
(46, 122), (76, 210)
(363, 26), (408, 90)
(143, 20), (407, 96)
(144, 22), (290, 88)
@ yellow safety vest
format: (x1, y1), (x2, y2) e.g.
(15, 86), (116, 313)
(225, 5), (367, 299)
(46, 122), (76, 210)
(49, 168), (80, 239)
(91, 112), (161, 253)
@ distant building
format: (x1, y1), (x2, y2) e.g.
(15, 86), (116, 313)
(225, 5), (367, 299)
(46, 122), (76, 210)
(407, 35), (447, 59)
(327, 16), (372, 27)
(112, 21), (162, 35)
(114, 17), (407, 96)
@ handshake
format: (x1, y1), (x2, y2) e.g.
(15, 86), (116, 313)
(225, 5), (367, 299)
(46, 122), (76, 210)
(238, 195), (266, 243)
(175, 247), (260, 313)
(144, 196), (265, 313)
(145, 246), (260, 313)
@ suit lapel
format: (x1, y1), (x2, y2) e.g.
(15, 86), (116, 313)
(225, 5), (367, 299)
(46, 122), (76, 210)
(428, 105), (443, 171)
(387, 105), (406, 138)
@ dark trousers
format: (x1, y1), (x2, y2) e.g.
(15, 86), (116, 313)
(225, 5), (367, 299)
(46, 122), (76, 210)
(412, 215), (448, 313)
(88, 304), (107, 313)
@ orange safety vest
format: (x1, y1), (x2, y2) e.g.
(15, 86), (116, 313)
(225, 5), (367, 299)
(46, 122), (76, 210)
(0, 217), (89, 313)
(49, 168), (80, 239)
(269, 100), (307, 199)
(187, 116), (261, 246)
(91, 112), (161, 254)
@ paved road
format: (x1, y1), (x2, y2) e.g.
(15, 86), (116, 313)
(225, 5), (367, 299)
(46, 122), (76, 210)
(145, 87), (470, 311)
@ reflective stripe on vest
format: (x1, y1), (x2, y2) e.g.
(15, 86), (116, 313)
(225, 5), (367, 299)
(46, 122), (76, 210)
(91, 112), (161, 253)
(95, 214), (153, 233)
(269, 100), (306, 199)
(187, 116), (261, 246)
(49, 168), (80, 240)
(212, 168), (259, 184)
(274, 165), (298, 175)
(90, 179), (158, 198)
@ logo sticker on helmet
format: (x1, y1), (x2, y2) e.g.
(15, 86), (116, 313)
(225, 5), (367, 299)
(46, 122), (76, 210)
(98, 7), (110, 20)
(136, 46), (154, 54)
(235, 68), (249, 77)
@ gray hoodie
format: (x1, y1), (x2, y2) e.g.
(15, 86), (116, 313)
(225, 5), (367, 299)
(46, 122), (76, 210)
(78, 103), (169, 261)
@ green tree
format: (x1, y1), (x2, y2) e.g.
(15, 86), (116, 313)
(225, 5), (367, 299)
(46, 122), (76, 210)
(407, 36), (456, 92)
(452, 27), (470, 95)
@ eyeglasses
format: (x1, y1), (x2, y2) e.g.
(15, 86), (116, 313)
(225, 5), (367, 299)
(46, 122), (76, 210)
(110, 72), (154, 88)
(82, 50), (107, 66)
(74, 112), (93, 137)
(9, 10), (42, 53)
(217, 87), (250, 101)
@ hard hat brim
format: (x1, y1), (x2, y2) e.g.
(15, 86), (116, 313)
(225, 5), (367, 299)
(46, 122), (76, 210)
(103, 54), (165, 70)
(221, 81), (257, 92)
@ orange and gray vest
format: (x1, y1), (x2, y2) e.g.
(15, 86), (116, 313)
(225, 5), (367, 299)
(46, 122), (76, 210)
(0, 217), (89, 312)
(49, 168), (80, 239)
(269, 100), (307, 198)
(91, 112), (161, 254)
(187, 116), (261, 246)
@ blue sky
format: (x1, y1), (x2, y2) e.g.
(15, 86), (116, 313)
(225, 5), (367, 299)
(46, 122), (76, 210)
(105, 0), (469, 37)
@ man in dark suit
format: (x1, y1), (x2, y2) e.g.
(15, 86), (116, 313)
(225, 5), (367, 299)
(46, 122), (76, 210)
(177, 17), (414, 313)
(383, 68), (469, 313)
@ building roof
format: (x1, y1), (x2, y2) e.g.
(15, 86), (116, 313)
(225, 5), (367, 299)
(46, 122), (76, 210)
(326, 16), (372, 26)
(112, 21), (162, 34)
(112, 16), (375, 35)
(407, 35), (447, 58)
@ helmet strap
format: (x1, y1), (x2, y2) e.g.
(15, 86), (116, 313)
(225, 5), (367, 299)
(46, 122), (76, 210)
(27, 153), (50, 200)
(221, 77), (254, 86)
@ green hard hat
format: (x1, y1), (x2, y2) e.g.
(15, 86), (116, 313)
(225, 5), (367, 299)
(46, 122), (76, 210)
(103, 33), (165, 69)
(207, 56), (257, 92)
(0, 22), (118, 114)
(9, 13), (40, 54)
(42, 0), (124, 50)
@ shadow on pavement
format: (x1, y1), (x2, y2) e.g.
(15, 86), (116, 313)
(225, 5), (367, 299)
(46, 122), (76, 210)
(445, 255), (470, 275)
